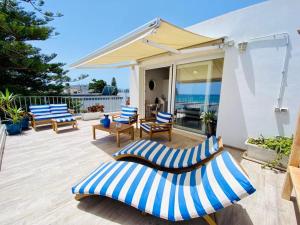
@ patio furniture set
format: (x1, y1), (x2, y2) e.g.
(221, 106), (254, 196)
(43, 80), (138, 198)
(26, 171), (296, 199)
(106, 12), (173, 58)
(28, 104), (257, 224)
(29, 104), (77, 133)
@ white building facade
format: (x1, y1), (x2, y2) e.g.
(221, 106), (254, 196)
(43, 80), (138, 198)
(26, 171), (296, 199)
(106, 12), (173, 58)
(129, 0), (300, 148)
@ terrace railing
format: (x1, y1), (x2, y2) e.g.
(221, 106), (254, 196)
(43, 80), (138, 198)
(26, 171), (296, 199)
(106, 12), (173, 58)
(14, 95), (127, 114)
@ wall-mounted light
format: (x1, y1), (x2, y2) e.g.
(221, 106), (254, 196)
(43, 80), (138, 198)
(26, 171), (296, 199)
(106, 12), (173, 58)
(238, 42), (248, 53)
(297, 29), (300, 35)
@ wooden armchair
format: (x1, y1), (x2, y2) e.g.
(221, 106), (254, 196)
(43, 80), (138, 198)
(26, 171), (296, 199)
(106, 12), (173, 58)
(112, 106), (138, 128)
(140, 112), (173, 141)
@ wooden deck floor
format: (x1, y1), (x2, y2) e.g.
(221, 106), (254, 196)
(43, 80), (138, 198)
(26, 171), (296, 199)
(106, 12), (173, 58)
(0, 120), (298, 225)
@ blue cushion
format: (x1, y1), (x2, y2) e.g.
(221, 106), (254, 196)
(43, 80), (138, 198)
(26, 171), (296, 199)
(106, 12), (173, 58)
(34, 113), (73, 121)
(29, 105), (51, 116)
(120, 106), (137, 119)
(50, 104), (68, 114)
(156, 112), (172, 123)
(53, 117), (75, 123)
(140, 123), (168, 132)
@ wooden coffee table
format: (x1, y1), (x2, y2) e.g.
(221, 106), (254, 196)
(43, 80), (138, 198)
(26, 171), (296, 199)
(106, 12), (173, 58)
(92, 122), (134, 147)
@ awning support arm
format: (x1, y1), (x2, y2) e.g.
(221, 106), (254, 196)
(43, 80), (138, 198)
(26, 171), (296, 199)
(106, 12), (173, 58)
(142, 38), (180, 54)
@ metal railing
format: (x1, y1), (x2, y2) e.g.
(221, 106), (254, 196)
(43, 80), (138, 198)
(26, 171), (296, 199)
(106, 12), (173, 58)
(14, 95), (128, 114)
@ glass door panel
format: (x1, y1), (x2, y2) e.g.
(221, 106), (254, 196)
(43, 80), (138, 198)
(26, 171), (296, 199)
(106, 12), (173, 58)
(174, 59), (223, 135)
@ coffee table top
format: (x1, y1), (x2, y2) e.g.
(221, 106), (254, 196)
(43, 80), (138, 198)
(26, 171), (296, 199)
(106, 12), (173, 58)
(92, 122), (133, 133)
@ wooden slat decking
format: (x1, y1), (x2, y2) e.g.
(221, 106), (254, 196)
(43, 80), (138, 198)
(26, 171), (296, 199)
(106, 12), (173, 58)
(0, 120), (298, 225)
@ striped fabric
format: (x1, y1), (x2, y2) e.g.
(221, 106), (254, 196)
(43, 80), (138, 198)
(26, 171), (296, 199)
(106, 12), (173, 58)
(113, 136), (220, 169)
(53, 117), (75, 123)
(72, 151), (256, 221)
(120, 106), (138, 119)
(113, 117), (132, 124)
(29, 105), (51, 116)
(50, 104), (68, 114)
(140, 123), (168, 132)
(156, 112), (172, 123)
(34, 113), (73, 121)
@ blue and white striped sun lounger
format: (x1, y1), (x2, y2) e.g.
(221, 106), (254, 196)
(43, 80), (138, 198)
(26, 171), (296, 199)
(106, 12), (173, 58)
(113, 136), (223, 170)
(72, 151), (255, 224)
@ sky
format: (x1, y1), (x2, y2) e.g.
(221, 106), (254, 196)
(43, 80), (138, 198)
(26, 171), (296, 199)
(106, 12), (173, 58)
(30, 0), (265, 89)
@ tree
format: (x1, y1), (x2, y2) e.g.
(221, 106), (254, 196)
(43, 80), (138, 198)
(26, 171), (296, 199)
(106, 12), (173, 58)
(88, 79), (107, 93)
(111, 77), (118, 95)
(0, 0), (70, 95)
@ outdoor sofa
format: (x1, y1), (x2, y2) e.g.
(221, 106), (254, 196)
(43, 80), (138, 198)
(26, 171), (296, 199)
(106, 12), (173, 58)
(29, 104), (76, 131)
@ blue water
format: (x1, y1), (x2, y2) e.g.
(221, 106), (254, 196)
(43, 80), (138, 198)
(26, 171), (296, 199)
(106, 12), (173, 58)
(175, 94), (220, 104)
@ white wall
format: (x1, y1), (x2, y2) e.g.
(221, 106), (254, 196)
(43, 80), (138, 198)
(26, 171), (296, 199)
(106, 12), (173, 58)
(130, 0), (300, 148)
(188, 0), (300, 148)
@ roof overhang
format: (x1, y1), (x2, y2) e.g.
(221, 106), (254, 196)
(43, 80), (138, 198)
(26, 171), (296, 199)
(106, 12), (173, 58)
(70, 18), (222, 69)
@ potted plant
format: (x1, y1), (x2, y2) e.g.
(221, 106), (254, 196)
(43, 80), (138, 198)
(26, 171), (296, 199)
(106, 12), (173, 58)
(5, 106), (23, 135)
(245, 135), (292, 169)
(81, 104), (105, 121)
(200, 111), (216, 137)
(0, 89), (25, 135)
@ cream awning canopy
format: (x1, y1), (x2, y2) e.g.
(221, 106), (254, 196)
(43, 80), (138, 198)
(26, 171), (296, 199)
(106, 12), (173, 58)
(70, 18), (220, 68)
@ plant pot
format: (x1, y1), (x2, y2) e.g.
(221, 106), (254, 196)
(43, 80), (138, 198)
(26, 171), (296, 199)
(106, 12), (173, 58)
(244, 139), (289, 168)
(5, 121), (22, 135)
(21, 117), (29, 130)
(81, 112), (103, 121)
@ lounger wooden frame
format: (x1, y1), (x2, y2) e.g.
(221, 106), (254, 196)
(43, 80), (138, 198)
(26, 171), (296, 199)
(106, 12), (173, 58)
(74, 193), (217, 225)
(114, 137), (224, 173)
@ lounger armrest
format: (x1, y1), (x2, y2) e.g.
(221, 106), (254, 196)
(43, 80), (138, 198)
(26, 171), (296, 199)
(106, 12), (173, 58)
(28, 112), (35, 118)
(111, 113), (121, 119)
(140, 117), (156, 123)
(129, 114), (138, 123)
(150, 122), (173, 128)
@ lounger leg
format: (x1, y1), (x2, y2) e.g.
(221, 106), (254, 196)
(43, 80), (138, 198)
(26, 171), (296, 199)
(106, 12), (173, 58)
(203, 215), (217, 225)
(282, 171), (293, 200)
(75, 194), (90, 201)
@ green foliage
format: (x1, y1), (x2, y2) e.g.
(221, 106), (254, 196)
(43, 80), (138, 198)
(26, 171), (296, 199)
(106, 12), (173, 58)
(0, 89), (23, 123)
(88, 79), (107, 93)
(6, 105), (23, 124)
(248, 135), (293, 169)
(0, 0), (70, 95)
(200, 111), (216, 125)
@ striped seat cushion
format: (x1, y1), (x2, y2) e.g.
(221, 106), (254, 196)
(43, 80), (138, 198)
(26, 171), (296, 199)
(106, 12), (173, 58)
(113, 136), (220, 169)
(50, 104), (68, 114)
(29, 105), (51, 116)
(140, 122), (169, 132)
(72, 151), (255, 221)
(113, 117), (135, 124)
(34, 113), (73, 121)
(120, 106), (138, 119)
(52, 117), (75, 123)
(156, 112), (172, 123)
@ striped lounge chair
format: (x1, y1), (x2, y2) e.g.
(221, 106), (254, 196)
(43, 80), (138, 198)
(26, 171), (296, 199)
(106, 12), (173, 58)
(140, 112), (173, 141)
(29, 104), (75, 130)
(112, 106), (138, 128)
(72, 151), (256, 224)
(113, 135), (223, 171)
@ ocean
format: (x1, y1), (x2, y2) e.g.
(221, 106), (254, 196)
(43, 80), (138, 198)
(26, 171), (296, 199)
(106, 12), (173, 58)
(175, 94), (220, 104)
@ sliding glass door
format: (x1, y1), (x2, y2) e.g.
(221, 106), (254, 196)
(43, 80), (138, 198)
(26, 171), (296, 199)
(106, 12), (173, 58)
(173, 58), (223, 135)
